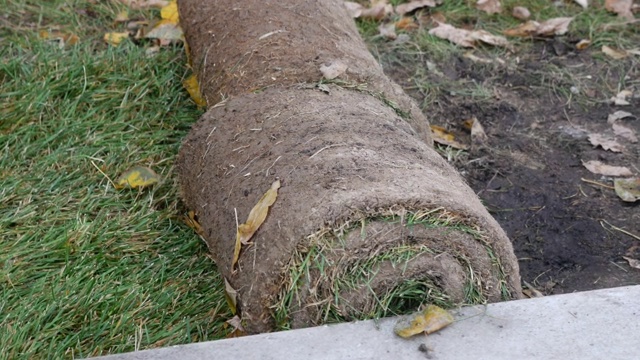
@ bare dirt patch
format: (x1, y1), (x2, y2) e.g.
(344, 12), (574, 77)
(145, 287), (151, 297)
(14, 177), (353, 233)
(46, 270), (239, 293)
(379, 39), (640, 295)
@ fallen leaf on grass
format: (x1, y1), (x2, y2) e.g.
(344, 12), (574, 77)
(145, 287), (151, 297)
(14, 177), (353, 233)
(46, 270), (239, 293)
(115, 166), (160, 189)
(605, 0), (634, 20)
(104, 32), (129, 46)
(613, 123), (638, 143)
(232, 180), (281, 270)
(429, 23), (510, 48)
(623, 256), (640, 270)
(346, 1), (393, 20)
(476, 0), (501, 15)
(39, 30), (80, 47)
(582, 160), (633, 177)
(602, 45), (631, 60)
(394, 305), (454, 338)
(607, 110), (635, 124)
(614, 177), (640, 202)
(114, 10), (129, 23)
(145, 19), (184, 44)
(183, 210), (204, 237)
(576, 39), (591, 50)
(610, 90), (633, 105)
(512, 6), (531, 20)
(115, 0), (169, 9)
(504, 17), (573, 37)
(224, 277), (238, 315)
(395, 0), (440, 15)
(395, 17), (419, 31)
(574, 0), (588, 9)
(588, 134), (625, 152)
(183, 74), (207, 107)
(160, 0), (179, 23)
(431, 125), (469, 150)
(378, 22), (397, 39)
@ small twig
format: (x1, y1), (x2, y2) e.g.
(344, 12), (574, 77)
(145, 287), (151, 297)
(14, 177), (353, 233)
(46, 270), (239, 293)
(90, 160), (117, 189)
(309, 144), (343, 159)
(265, 156), (282, 176)
(610, 261), (628, 273)
(581, 178), (614, 190)
(600, 220), (640, 241)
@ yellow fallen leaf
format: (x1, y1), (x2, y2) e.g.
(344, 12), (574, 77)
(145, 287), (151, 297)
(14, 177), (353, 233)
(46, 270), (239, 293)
(39, 30), (79, 47)
(115, 166), (161, 189)
(114, 10), (129, 23)
(394, 305), (455, 338)
(160, 0), (179, 24)
(183, 74), (207, 107)
(232, 180), (281, 270)
(430, 125), (469, 150)
(183, 210), (204, 236)
(104, 32), (130, 46)
(224, 277), (238, 315)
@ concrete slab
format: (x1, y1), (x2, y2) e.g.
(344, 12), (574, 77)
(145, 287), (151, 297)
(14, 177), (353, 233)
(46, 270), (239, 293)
(94, 285), (640, 360)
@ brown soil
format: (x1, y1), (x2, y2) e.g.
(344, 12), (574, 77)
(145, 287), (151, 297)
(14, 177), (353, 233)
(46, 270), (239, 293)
(379, 39), (640, 295)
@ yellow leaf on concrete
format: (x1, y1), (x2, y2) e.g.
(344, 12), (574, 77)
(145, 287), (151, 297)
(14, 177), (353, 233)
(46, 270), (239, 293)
(161, 0), (179, 24)
(232, 180), (281, 270)
(183, 74), (207, 107)
(115, 166), (160, 189)
(104, 32), (130, 46)
(394, 305), (454, 338)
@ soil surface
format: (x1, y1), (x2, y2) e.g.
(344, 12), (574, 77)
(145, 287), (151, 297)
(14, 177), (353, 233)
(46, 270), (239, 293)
(376, 39), (640, 295)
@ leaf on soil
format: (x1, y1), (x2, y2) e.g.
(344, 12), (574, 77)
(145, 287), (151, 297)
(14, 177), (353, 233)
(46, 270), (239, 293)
(504, 17), (573, 37)
(39, 30), (79, 47)
(104, 32), (130, 46)
(607, 110), (635, 124)
(602, 45), (631, 60)
(160, 0), (179, 23)
(183, 210), (205, 237)
(378, 22), (397, 39)
(469, 117), (488, 146)
(588, 134), (625, 152)
(574, 0), (588, 9)
(183, 74), (207, 107)
(605, 0), (634, 20)
(623, 256), (640, 270)
(395, 0), (440, 16)
(429, 23), (510, 48)
(224, 277), (238, 315)
(512, 6), (531, 20)
(320, 60), (348, 80)
(232, 180), (281, 270)
(582, 160), (633, 177)
(476, 0), (501, 15)
(614, 177), (640, 202)
(576, 39), (591, 50)
(431, 125), (469, 150)
(522, 280), (544, 298)
(115, 0), (169, 9)
(612, 123), (638, 143)
(610, 90), (633, 106)
(394, 305), (454, 338)
(115, 166), (161, 189)
(225, 315), (246, 338)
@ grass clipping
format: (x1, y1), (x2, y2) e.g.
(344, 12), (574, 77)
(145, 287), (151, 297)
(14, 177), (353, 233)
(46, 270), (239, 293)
(273, 207), (511, 330)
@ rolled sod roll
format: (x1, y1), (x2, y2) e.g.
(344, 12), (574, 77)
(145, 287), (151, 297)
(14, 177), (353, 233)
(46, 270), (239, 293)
(177, 0), (522, 333)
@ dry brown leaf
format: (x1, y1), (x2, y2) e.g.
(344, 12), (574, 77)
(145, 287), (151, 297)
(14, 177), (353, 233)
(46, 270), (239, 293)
(504, 17), (573, 37)
(470, 117), (488, 145)
(360, 2), (393, 20)
(588, 134), (625, 152)
(611, 90), (633, 105)
(605, 0), (634, 20)
(429, 23), (510, 48)
(225, 315), (246, 338)
(394, 305), (454, 338)
(476, 0), (501, 14)
(232, 180), (281, 270)
(576, 39), (591, 50)
(344, 2), (364, 18)
(320, 61), (348, 80)
(614, 177), (640, 202)
(39, 30), (80, 48)
(183, 210), (204, 237)
(613, 123), (638, 143)
(395, 0), (439, 15)
(602, 45), (630, 59)
(512, 6), (531, 20)
(145, 19), (184, 44)
(378, 23), (397, 39)
(623, 256), (640, 270)
(395, 17), (419, 30)
(431, 125), (469, 150)
(582, 160), (633, 177)
(607, 110), (635, 124)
